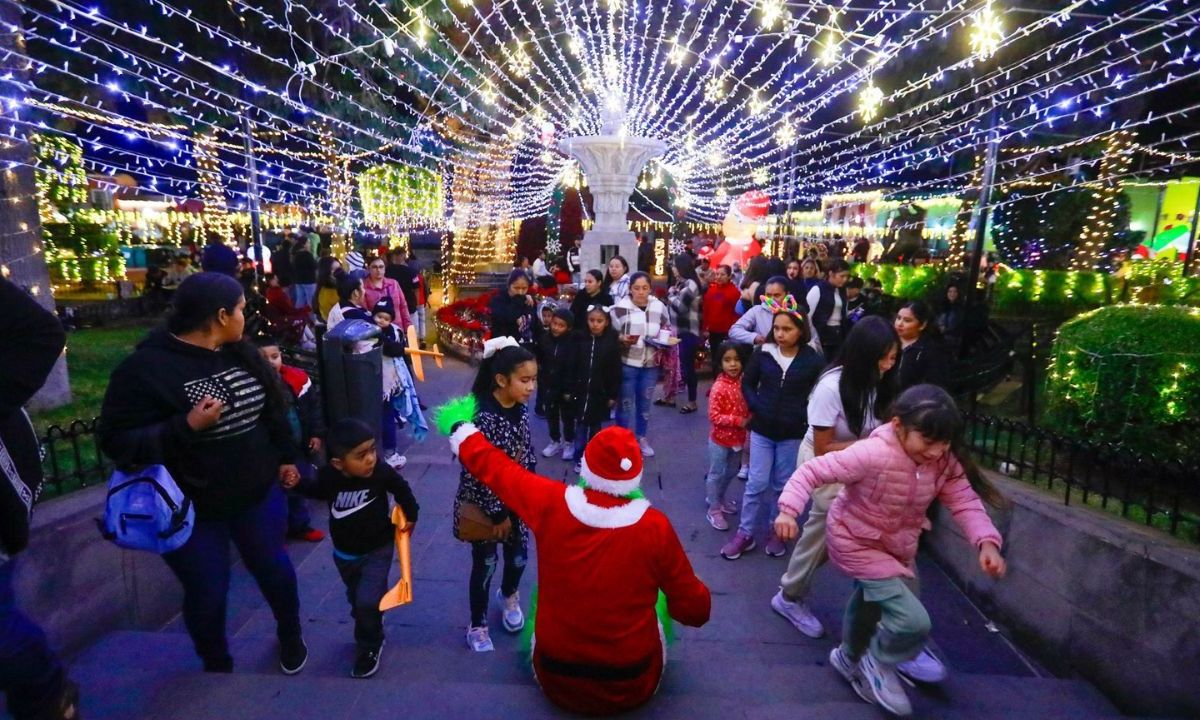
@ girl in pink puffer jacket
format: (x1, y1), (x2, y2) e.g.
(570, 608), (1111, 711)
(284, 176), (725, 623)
(774, 384), (1006, 717)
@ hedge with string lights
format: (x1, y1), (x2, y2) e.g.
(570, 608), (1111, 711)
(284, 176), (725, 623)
(1044, 304), (1200, 464)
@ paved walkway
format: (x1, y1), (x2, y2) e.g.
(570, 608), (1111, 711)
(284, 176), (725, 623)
(44, 358), (1123, 719)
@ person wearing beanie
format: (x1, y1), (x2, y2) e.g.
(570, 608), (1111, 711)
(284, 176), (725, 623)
(371, 298), (415, 470)
(448, 423), (711, 716)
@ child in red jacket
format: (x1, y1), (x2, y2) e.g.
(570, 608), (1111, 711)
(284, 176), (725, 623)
(705, 341), (750, 531)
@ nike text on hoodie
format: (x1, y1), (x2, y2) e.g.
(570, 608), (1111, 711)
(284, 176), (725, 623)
(302, 464), (420, 557)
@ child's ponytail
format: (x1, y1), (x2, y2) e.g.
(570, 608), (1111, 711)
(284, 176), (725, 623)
(471, 342), (536, 400)
(890, 384), (1007, 508)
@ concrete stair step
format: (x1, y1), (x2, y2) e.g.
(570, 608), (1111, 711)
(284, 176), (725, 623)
(61, 630), (1127, 720)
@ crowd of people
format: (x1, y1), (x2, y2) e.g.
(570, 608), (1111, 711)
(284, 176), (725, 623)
(4, 228), (1002, 719)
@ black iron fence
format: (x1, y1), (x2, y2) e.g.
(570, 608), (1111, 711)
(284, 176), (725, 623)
(38, 418), (110, 499)
(965, 413), (1199, 545)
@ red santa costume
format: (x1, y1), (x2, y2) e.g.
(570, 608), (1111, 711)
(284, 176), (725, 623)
(449, 424), (711, 716)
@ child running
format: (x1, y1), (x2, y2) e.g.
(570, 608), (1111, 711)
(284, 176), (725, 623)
(773, 384), (1006, 716)
(568, 304), (622, 475)
(254, 334), (326, 543)
(456, 336), (537, 652)
(721, 295), (824, 560)
(538, 308), (576, 460)
(284, 418), (419, 679)
(704, 341), (749, 531)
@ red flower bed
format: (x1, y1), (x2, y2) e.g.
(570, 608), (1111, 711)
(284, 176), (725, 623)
(435, 285), (558, 345)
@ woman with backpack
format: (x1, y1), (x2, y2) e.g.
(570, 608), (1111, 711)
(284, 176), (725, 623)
(98, 272), (308, 676)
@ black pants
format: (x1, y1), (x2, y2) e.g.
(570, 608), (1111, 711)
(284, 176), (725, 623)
(469, 522), (528, 627)
(545, 396), (576, 443)
(333, 544), (392, 650)
(572, 418), (604, 461)
(707, 332), (728, 377)
(0, 560), (67, 720)
(679, 332), (700, 402)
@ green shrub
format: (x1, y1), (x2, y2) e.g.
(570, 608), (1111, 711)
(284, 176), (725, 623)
(1044, 304), (1200, 464)
(992, 269), (1113, 314)
(851, 263), (945, 299)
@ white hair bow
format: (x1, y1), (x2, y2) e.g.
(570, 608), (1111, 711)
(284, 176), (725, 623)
(482, 336), (520, 359)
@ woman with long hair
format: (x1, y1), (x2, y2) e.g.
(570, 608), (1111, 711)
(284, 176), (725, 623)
(489, 269), (542, 351)
(771, 317), (898, 638)
(603, 255), (631, 302)
(894, 300), (951, 391)
(99, 272), (307, 675)
(315, 256), (343, 322)
(609, 272), (669, 456)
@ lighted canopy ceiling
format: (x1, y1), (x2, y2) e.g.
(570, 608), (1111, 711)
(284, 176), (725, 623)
(7, 0), (1200, 225)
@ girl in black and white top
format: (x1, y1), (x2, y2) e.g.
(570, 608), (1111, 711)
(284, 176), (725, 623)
(456, 338), (538, 654)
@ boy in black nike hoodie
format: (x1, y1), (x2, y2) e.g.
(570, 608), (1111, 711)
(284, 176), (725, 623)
(287, 418), (419, 679)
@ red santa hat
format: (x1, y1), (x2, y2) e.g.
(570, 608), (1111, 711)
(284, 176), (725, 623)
(579, 426), (643, 496)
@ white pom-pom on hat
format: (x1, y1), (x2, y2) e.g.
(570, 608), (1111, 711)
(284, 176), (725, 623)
(620, 458), (632, 471)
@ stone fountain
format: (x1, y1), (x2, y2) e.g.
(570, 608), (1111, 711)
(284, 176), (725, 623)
(558, 104), (666, 274)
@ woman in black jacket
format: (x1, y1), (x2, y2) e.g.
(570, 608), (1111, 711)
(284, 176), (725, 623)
(488, 269), (542, 351)
(894, 299), (951, 392)
(569, 269), (613, 329)
(98, 273), (307, 675)
(721, 301), (824, 561)
(567, 306), (623, 472)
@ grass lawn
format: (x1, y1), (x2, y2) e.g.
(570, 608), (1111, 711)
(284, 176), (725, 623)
(30, 323), (154, 431)
(30, 322), (154, 498)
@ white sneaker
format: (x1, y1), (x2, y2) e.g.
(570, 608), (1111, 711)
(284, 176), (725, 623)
(466, 626), (494, 652)
(383, 453), (407, 470)
(736, 464), (749, 480)
(497, 589), (525, 633)
(770, 590), (826, 638)
(829, 646), (875, 706)
(638, 437), (655, 458)
(561, 444), (575, 461)
(860, 652), (913, 716)
(897, 646), (948, 684)
(542, 441), (563, 458)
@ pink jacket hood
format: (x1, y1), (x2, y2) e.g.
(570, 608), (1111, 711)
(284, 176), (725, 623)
(778, 423), (1002, 580)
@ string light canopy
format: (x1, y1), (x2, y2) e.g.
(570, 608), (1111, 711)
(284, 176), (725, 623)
(3, 0), (1200, 241)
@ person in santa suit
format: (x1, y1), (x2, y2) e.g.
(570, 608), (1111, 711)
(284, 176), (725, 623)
(446, 421), (711, 716)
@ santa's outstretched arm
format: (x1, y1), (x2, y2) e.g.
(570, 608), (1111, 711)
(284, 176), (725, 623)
(653, 521), (711, 628)
(450, 423), (561, 533)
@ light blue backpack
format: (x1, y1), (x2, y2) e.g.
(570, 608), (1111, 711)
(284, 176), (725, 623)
(100, 465), (194, 554)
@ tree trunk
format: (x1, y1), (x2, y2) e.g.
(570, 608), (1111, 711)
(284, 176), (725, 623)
(0, 3), (71, 410)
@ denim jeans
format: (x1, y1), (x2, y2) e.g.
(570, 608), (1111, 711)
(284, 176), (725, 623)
(469, 525), (528, 627)
(705, 439), (741, 510)
(737, 432), (800, 538)
(0, 560), (66, 719)
(163, 485), (301, 668)
(618, 364), (657, 438)
(381, 401), (399, 454)
(414, 306), (427, 341)
(841, 578), (930, 665)
(333, 544), (393, 650)
(293, 283), (317, 310)
(679, 332), (700, 403)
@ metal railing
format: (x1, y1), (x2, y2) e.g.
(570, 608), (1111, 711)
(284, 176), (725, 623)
(965, 413), (1199, 544)
(38, 418), (110, 499)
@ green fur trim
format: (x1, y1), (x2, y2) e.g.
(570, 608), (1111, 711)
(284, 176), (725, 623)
(657, 591), (676, 646)
(516, 585), (674, 671)
(577, 478), (646, 500)
(518, 586), (539, 664)
(434, 394), (478, 436)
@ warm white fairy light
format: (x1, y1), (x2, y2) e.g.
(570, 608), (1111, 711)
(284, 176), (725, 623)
(970, 2), (1005, 62)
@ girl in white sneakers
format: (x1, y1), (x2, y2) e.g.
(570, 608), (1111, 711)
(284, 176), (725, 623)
(774, 384), (1006, 716)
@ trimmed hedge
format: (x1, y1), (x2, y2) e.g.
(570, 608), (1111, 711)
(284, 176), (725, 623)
(1044, 304), (1200, 464)
(851, 261), (1199, 314)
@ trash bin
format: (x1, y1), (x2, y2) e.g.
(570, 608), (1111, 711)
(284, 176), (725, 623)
(321, 319), (383, 443)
